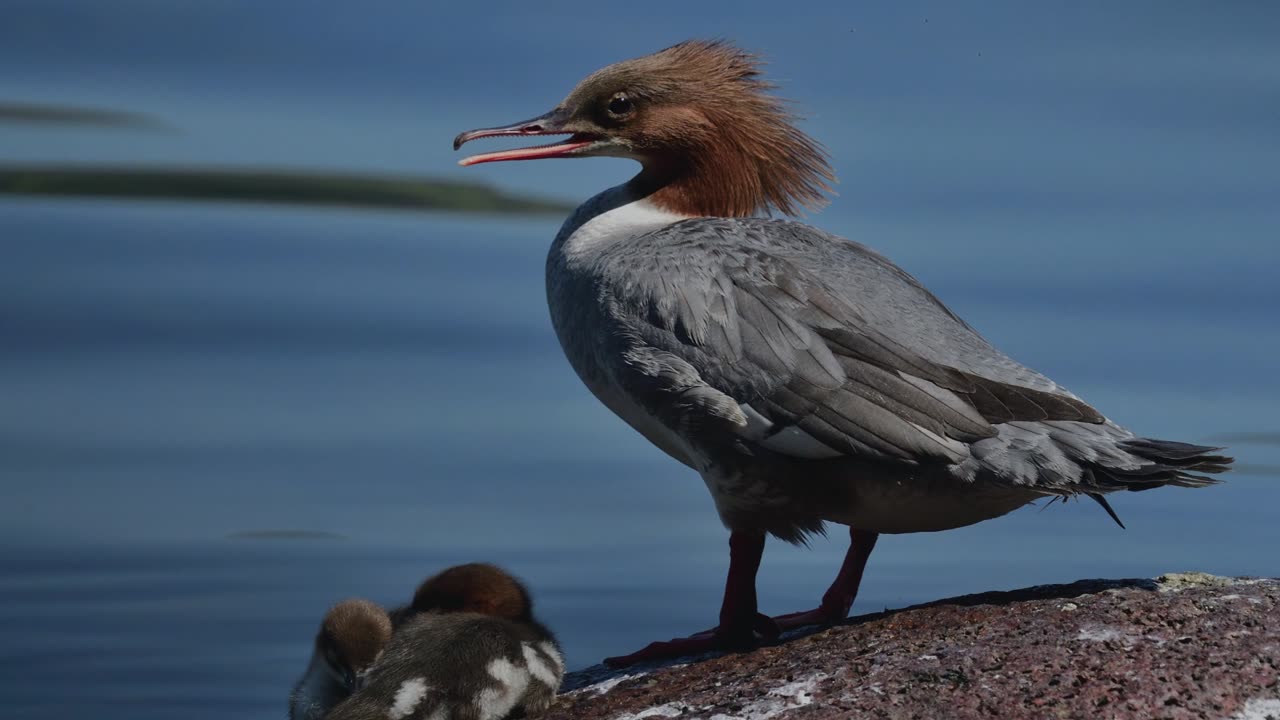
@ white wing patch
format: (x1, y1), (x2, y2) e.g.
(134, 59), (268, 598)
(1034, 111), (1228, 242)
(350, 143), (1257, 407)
(388, 677), (430, 720)
(475, 657), (530, 720)
(739, 403), (843, 459)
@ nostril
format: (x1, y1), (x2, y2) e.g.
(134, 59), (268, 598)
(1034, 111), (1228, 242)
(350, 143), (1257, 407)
(521, 124), (544, 133)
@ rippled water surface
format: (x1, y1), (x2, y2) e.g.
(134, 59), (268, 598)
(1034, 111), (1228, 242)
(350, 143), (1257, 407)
(2, 2), (1279, 718)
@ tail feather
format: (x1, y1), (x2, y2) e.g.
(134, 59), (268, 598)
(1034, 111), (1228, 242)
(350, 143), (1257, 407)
(1087, 492), (1126, 529)
(1111, 438), (1233, 490)
(963, 422), (1233, 528)
(1121, 438), (1232, 465)
(1073, 434), (1230, 525)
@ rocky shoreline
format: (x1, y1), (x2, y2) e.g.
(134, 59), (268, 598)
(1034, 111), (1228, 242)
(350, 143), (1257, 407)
(549, 573), (1278, 720)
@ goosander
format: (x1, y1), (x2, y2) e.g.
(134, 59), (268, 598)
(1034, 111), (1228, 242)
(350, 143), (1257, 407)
(453, 40), (1232, 666)
(290, 599), (393, 720)
(327, 564), (563, 720)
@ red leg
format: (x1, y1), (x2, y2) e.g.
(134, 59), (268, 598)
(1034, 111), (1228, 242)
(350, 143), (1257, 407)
(604, 530), (775, 667)
(718, 529), (766, 633)
(772, 528), (879, 631)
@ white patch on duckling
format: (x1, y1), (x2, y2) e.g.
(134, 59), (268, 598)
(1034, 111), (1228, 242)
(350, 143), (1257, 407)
(388, 677), (430, 720)
(522, 642), (561, 689)
(537, 641), (565, 673)
(475, 657), (530, 720)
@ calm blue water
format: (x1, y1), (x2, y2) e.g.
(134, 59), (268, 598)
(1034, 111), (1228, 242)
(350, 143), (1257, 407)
(2, 2), (1279, 719)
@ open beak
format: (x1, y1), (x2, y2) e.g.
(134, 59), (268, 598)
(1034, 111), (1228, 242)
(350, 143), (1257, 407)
(453, 110), (596, 166)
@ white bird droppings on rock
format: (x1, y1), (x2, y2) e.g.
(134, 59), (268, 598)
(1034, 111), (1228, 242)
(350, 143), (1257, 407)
(704, 674), (828, 720)
(613, 703), (686, 719)
(1075, 625), (1125, 642)
(585, 672), (647, 696)
(1226, 697), (1280, 720)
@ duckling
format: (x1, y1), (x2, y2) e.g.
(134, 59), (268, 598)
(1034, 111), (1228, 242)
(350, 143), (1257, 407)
(328, 563), (564, 720)
(289, 598), (393, 720)
(406, 562), (536, 623)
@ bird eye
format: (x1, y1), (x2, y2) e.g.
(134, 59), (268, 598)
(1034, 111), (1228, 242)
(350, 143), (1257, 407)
(607, 93), (634, 117)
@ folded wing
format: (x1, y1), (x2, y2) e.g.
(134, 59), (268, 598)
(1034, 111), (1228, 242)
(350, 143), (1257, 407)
(597, 218), (1104, 467)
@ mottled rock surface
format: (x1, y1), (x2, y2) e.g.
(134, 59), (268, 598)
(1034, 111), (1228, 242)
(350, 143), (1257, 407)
(549, 574), (1278, 720)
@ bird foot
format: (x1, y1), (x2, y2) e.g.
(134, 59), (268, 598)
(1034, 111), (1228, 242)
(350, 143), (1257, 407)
(769, 604), (849, 633)
(603, 613), (780, 667)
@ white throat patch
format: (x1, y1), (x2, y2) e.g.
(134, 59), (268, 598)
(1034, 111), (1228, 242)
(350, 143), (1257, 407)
(558, 189), (686, 259)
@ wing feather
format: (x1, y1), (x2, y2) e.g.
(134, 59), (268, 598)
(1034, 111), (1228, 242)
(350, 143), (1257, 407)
(597, 218), (1104, 466)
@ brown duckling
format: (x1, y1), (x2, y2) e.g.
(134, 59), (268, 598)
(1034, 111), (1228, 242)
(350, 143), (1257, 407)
(328, 563), (563, 720)
(289, 598), (393, 720)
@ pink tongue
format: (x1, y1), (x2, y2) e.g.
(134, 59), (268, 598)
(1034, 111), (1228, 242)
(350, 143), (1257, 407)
(458, 140), (593, 166)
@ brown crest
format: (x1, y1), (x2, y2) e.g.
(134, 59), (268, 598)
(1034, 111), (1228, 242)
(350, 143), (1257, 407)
(567, 40), (836, 217)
